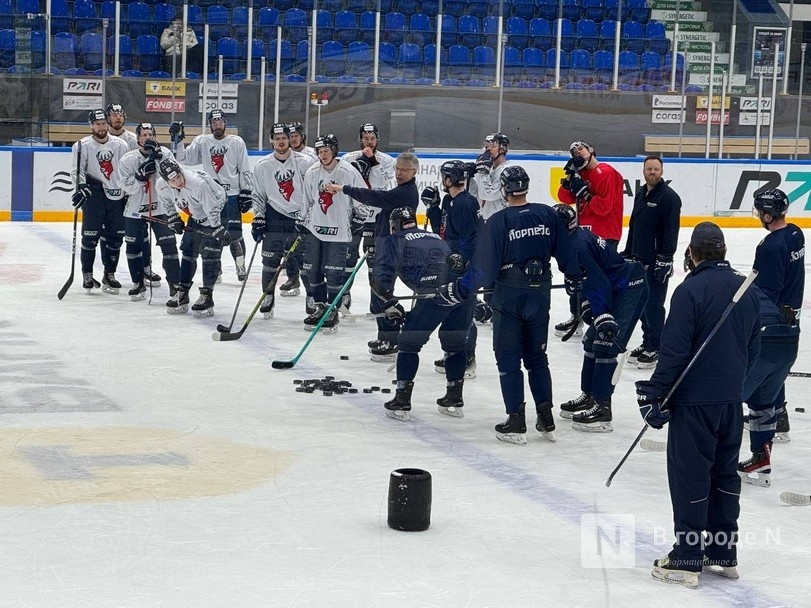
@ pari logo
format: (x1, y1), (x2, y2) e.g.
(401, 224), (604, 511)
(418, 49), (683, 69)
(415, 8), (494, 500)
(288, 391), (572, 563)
(730, 171), (811, 212)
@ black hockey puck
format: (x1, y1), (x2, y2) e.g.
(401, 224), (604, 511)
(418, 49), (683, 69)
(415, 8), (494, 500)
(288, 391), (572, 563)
(363, 388), (373, 393)
(295, 387), (304, 392)
(340, 355), (349, 360)
(795, 407), (805, 413)
(293, 379), (303, 384)
(381, 388), (391, 394)
(371, 386), (380, 391)
(392, 379), (397, 384)
(323, 391), (332, 396)
(349, 388), (358, 393)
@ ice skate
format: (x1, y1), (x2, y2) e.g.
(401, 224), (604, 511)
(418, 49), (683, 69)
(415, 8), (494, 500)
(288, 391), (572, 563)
(305, 295), (316, 315)
(652, 557), (699, 589)
(303, 303), (338, 334)
(436, 380), (464, 418)
(128, 281), (146, 301)
(338, 293), (352, 318)
(260, 294), (275, 319)
(384, 381), (413, 421)
(738, 442), (771, 487)
(702, 558), (739, 580)
(434, 353), (477, 379)
(82, 272), (101, 293)
(627, 345), (645, 365)
(279, 275), (301, 297)
(143, 266), (161, 287)
(636, 350), (659, 369)
(554, 314), (583, 337)
(101, 272), (121, 295)
(495, 405), (527, 445)
(191, 287), (214, 318)
(774, 406), (790, 443)
(559, 392), (594, 419)
(535, 401), (556, 442)
(571, 399), (613, 433)
(166, 287), (189, 314)
(369, 340), (398, 362)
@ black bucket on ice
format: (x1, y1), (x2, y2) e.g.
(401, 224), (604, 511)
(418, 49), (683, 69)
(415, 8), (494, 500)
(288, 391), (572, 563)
(387, 468), (432, 531)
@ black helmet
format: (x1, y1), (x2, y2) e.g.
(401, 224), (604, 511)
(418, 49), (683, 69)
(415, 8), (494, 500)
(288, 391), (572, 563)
(88, 108), (107, 124)
(207, 108), (226, 124)
(500, 165), (530, 195)
(314, 133), (339, 156)
(271, 122), (290, 137)
(754, 188), (789, 217)
(553, 203), (578, 232)
(158, 157), (183, 181)
(389, 206), (417, 233)
(135, 122), (155, 136)
(485, 132), (510, 150)
(359, 122), (379, 140)
(440, 160), (469, 186)
(105, 103), (125, 117)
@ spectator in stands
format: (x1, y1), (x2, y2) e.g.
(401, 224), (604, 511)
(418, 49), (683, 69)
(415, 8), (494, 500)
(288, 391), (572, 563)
(160, 12), (202, 74)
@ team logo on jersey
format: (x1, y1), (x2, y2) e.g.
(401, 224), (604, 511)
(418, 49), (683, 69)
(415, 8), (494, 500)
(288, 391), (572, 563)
(318, 182), (335, 214)
(96, 150), (114, 180)
(275, 168), (295, 201)
(210, 144), (228, 174)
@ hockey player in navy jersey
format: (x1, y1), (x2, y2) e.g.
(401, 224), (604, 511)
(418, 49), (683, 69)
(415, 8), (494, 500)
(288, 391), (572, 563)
(553, 204), (648, 433)
(441, 166), (582, 444)
(738, 189), (805, 484)
(373, 207), (471, 421)
(635, 222), (760, 588)
(425, 160), (482, 380)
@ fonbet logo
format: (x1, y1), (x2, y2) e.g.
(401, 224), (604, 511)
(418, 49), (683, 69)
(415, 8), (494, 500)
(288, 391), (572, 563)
(0, 427), (293, 506)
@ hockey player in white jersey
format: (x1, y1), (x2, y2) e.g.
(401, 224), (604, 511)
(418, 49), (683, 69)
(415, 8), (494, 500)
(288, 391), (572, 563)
(171, 109), (253, 282)
(251, 123), (316, 318)
(70, 109), (131, 295)
(340, 122), (397, 315)
(115, 123), (182, 300)
(288, 121), (317, 161)
(300, 133), (370, 332)
(472, 132), (512, 221)
(156, 157), (229, 316)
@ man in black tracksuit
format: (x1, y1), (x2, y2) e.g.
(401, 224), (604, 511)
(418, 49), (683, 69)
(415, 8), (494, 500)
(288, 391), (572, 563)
(621, 155), (681, 369)
(325, 152), (419, 359)
(636, 222), (760, 588)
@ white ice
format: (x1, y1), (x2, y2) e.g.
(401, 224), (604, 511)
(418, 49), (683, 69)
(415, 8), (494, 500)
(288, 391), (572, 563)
(0, 223), (809, 608)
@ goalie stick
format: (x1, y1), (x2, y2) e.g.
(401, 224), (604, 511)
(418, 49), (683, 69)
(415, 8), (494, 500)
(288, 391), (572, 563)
(212, 235), (302, 342)
(606, 269), (758, 488)
(271, 252), (369, 369)
(57, 140), (82, 300)
(779, 492), (811, 506)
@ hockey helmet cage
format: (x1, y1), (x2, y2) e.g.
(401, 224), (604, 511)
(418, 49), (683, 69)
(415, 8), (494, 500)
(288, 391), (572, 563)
(271, 122), (291, 137)
(440, 160), (469, 186)
(105, 103), (125, 117)
(389, 206), (417, 233)
(500, 165), (530, 195)
(88, 108), (107, 124)
(754, 189), (789, 217)
(314, 133), (339, 156)
(359, 122), (379, 140)
(207, 109), (226, 124)
(569, 140), (594, 156)
(553, 204), (578, 232)
(158, 157), (183, 181)
(135, 122), (155, 136)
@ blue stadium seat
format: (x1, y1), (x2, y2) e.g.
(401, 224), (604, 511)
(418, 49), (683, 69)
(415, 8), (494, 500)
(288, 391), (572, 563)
(121, 69), (144, 77)
(268, 38), (294, 73)
(314, 10), (333, 44)
(536, 0), (557, 21)
(347, 40), (371, 75)
(546, 48), (569, 71)
(283, 8), (308, 42)
(618, 49), (639, 74)
(530, 18), (552, 51)
(641, 50), (662, 85)
(604, 0), (620, 21)
(346, 0), (367, 13)
(80, 32), (104, 71)
(468, 0), (488, 19)
(622, 20), (646, 53)
(441, 77), (462, 86)
(398, 41), (422, 78)
(415, 76), (434, 84)
(298, 0), (314, 11)
(467, 78), (487, 86)
(230, 72), (247, 80)
(628, 0), (652, 24)
(439, 15), (456, 48)
(594, 48), (613, 81)
(232, 6), (249, 39)
(482, 15), (498, 48)
(206, 5), (231, 41)
(283, 73), (304, 82)
(135, 34), (161, 72)
(0, 0), (11, 31)
(581, 0), (605, 21)
(637, 83), (656, 90)
(577, 18), (600, 53)
(447, 43), (470, 76)
(589, 82), (609, 89)
(473, 45), (495, 79)
(457, 15), (480, 48)
(94, 68), (113, 76)
(53, 31), (78, 70)
(63, 67), (88, 75)
(321, 40), (345, 76)
(569, 48), (592, 82)
(398, 0), (418, 15)
(359, 11), (376, 45)
(30, 28), (45, 68)
(271, 0), (294, 10)
(389, 75), (409, 84)
(322, 0), (344, 11)
(0, 28), (14, 68)
(420, 0), (439, 17)
(513, 0), (535, 20)
(646, 21), (669, 54)
(409, 13), (432, 46)
(73, 0), (98, 35)
(337, 74), (357, 83)
(444, 0), (466, 17)
(522, 46), (545, 80)
(505, 17), (528, 50)
(562, 0), (582, 21)
(153, 3), (175, 28)
(258, 7), (281, 38)
(600, 20), (616, 52)
(49, 0), (70, 33)
(127, 3), (153, 38)
(7, 64), (31, 72)
(378, 40), (397, 78)
(423, 42), (443, 73)
(552, 18), (576, 52)
(384, 11), (407, 45)
(335, 10), (358, 45)
(294, 39), (309, 75)
(148, 70), (170, 78)
(503, 45), (522, 80)
(107, 34), (133, 71)
(215, 36), (240, 74)
(565, 81), (586, 89)
(242, 39), (265, 74)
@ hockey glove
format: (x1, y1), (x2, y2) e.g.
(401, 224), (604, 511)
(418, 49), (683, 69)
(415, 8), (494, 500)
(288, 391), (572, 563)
(563, 155), (588, 174)
(565, 175), (590, 201)
(447, 253), (466, 273)
(654, 254), (674, 283)
(251, 216), (267, 242)
(210, 225), (233, 246)
(620, 250), (638, 263)
(421, 186), (441, 208)
(474, 300), (493, 323)
(580, 299), (593, 325)
(565, 275), (583, 297)
(594, 313), (619, 342)
(168, 121), (185, 143)
(71, 184), (91, 209)
(143, 140), (162, 161)
(436, 280), (464, 306)
(377, 298), (405, 320)
(135, 158), (157, 182)
(635, 380), (671, 429)
(362, 228), (375, 253)
(351, 156), (372, 179)
(683, 246), (695, 273)
(166, 213), (185, 235)
(238, 190), (253, 214)
(475, 151), (493, 175)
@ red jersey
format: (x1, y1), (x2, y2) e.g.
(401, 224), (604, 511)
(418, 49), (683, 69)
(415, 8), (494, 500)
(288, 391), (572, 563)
(557, 161), (624, 241)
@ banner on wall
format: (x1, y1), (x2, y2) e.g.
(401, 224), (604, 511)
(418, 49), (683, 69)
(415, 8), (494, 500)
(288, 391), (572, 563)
(752, 27), (786, 78)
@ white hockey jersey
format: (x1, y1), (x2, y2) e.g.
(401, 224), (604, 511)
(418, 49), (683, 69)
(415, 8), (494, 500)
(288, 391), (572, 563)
(294, 145), (317, 162)
(116, 146), (176, 219)
(252, 151), (316, 220)
(473, 160), (512, 221)
(70, 135), (130, 201)
(111, 129), (138, 151)
(156, 170), (226, 228)
(341, 149), (396, 224)
(302, 159), (370, 243)
(175, 133), (254, 194)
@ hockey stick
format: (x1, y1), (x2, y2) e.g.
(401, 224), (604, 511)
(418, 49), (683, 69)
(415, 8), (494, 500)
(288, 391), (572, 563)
(215, 239), (260, 334)
(640, 438), (667, 452)
(611, 340), (627, 386)
(779, 492), (811, 506)
(605, 269), (759, 488)
(146, 179), (154, 305)
(143, 215), (215, 237)
(271, 252), (369, 369)
(788, 371), (811, 378)
(561, 292), (581, 342)
(212, 235), (302, 341)
(57, 140), (82, 300)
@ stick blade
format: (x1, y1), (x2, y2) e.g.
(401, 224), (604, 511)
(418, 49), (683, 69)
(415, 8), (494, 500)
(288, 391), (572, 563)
(215, 323), (232, 333)
(640, 438), (667, 452)
(271, 360), (295, 369)
(780, 492), (811, 506)
(212, 330), (243, 342)
(57, 279), (72, 300)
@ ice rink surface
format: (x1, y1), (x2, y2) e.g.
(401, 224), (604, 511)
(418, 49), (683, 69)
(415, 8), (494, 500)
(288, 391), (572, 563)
(1, 222), (810, 608)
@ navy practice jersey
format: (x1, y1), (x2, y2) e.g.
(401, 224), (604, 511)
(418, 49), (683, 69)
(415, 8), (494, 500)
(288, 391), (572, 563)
(427, 190), (481, 263)
(341, 178), (419, 238)
(571, 227), (638, 318)
(753, 223), (805, 317)
(371, 227), (451, 296)
(461, 202), (580, 296)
